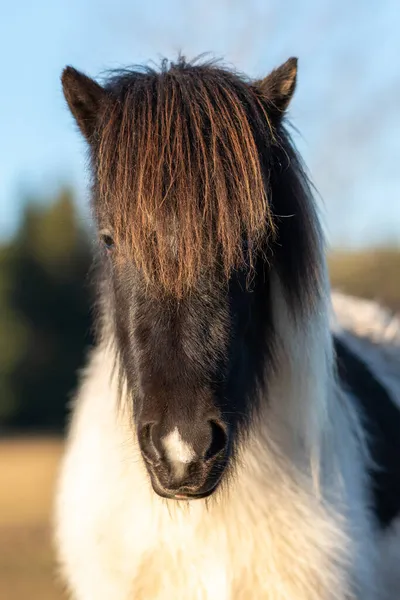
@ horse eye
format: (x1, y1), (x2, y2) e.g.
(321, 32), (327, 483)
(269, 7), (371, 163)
(99, 232), (115, 250)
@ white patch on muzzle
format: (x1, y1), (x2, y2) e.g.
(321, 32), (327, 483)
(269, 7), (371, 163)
(162, 427), (196, 479)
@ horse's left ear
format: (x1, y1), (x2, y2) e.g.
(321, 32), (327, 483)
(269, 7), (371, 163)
(61, 66), (108, 141)
(256, 57), (298, 114)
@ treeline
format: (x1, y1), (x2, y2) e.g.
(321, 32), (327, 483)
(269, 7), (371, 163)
(329, 250), (400, 313)
(0, 189), (399, 431)
(0, 189), (93, 431)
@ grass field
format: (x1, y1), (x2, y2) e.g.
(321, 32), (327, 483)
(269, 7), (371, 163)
(0, 437), (66, 600)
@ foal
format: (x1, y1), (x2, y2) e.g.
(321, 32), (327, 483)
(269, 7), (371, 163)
(55, 57), (400, 599)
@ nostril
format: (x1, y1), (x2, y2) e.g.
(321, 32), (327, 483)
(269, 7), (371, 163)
(138, 422), (160, 462)
(205, 420), (228, 461)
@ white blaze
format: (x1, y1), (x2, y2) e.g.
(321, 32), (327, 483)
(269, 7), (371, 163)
(162, 427), (196, 479)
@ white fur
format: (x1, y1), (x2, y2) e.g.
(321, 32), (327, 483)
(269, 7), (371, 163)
(162, 427), (196, 479)
(54, 278), (400, 599)
(162, 427), (195, 464)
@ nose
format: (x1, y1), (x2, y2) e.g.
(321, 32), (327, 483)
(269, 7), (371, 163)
(138, 419), (228, 499)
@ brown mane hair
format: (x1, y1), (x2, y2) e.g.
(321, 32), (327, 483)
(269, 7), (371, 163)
(96, 58), (277, 296)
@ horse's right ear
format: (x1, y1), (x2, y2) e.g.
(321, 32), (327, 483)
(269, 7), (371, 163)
(61, 67), (107, 141)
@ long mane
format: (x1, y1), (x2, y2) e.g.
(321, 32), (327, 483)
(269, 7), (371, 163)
(94, 58), (322, 311)
(95, 58), (280, 296)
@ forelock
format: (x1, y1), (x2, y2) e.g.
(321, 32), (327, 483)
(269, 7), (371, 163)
(95, 59), (277, 297)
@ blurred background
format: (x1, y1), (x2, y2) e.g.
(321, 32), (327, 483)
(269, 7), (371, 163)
(0, 0), (399, 598)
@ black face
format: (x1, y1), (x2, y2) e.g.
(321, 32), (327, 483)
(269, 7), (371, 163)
(100, 241), (273, 500)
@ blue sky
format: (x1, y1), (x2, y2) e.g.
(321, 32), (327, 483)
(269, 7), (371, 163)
(0, 0), (399, 247)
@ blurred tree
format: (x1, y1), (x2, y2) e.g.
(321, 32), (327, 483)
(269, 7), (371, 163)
(0, 189), (93, 431)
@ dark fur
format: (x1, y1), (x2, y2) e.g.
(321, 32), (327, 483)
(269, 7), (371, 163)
(335, 336), (400, 528)
(62, 57), (323, 498)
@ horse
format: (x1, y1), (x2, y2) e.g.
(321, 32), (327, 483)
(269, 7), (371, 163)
(54, 56), (400, 599)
